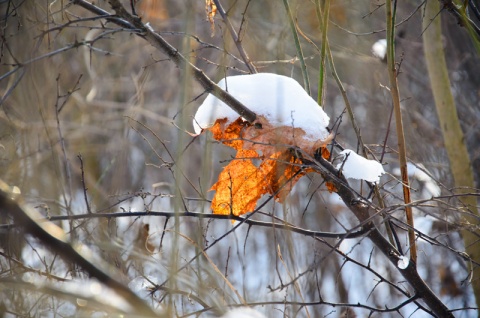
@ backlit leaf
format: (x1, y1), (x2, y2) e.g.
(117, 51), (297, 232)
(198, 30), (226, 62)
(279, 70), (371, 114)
(206, 116), (332, 216)
(205, 0), (217, 36)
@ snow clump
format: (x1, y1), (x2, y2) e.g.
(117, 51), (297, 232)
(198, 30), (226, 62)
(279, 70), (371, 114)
(336, 149), (385, 183)
(193, 73), (330, 141)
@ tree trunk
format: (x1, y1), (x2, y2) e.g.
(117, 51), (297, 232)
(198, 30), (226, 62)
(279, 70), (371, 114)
(423, 0), (480, 308)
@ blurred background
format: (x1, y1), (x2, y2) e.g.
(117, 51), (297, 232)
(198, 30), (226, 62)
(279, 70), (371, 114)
(0, 0), (479, 317)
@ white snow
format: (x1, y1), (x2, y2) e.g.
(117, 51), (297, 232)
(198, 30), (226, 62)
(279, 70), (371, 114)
(221, 307), (267, 318)
(397, 255), (409, 269)
(372, 39), (387, 60)
(393, 162), (441, 197)
(336, 149), (385, 183)
(193, 73), (330, 141)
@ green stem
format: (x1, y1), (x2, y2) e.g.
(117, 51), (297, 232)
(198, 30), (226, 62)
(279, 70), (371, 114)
(315, 0), (330, 106)
(313, 2), (395, 246)
(283, 0), (310, 94)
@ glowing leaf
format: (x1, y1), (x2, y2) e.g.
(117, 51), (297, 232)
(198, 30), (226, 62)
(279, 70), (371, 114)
(206, 118), (332, 216)
(205, 0), (217, 36)
(210, 150), (266, 216)
(195, 73), (333, 216)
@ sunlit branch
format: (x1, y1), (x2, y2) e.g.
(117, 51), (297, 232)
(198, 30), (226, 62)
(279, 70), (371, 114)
(0, 278), (134, 315)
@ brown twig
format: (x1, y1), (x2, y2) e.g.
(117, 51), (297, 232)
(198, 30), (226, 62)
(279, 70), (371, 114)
(212, 0), (257, 73)
(77, 154), (92, 214)
(0, 210), (371, 239)
(0, 180), (158, 317)
(386, 0), (417, 266)
(309, 156), (453, 317)
(72, 0), (256, 123)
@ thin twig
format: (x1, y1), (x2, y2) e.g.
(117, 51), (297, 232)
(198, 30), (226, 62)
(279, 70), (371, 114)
(77, 154), (92, 214)
(0, 210), (371, 239)
(54, 75), (73, 216)
(72, 0), (257, 123)
(212, 0), (257, 73)
(0, 181), (158, 317)
(180, 295), (422, 317)
(315, 0), (329, 106)
(385, 0), (417, 266)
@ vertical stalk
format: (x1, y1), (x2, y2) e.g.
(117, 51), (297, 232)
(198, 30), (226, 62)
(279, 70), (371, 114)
(423, 0), (480, 307)
(315, 0), (329, 106)
(314, 1), (395, 245)
(385, 0), (417, 265)
(283, 0), (310, 94)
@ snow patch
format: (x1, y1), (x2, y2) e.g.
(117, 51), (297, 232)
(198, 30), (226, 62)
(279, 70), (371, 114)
(221, 307), (267, 318)
(397, 256), (409, 269)
(193, 73), (330, 141)
(336, 150), (385, 183)
(393, 162), (441, 197)
(372, 39), (387, 60)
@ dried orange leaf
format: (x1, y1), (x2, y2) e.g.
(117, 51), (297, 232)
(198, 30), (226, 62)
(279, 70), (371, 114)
(205, 0), (217, 36)
(319, 146), (331, 160)
(241, 115), (332, 157)
(195, 74), (334, 216)
(210, 151), (267, 216)
(210, 118), (253, 152)
(206, 118), (329, 216)
(325, 181), (337, 193)
(259, 151), (309, 201)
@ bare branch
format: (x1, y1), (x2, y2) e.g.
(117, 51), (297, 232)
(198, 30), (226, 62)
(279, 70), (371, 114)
(212, 0), (257, 73)
(0, 211), (371, 240)
(71, 0), (256, 123)
(308, 156), (454, 317)
(0, 180), (159, 317)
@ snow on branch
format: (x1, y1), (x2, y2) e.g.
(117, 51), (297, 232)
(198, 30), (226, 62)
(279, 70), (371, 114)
(336, 149), (385, 183)
(193, 73), (330, 142)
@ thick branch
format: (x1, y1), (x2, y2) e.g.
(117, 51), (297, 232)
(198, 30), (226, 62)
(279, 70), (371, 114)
(0, 181), (158, 317)
(439, 0), (480, 38)
(309, 157), (454, 318)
